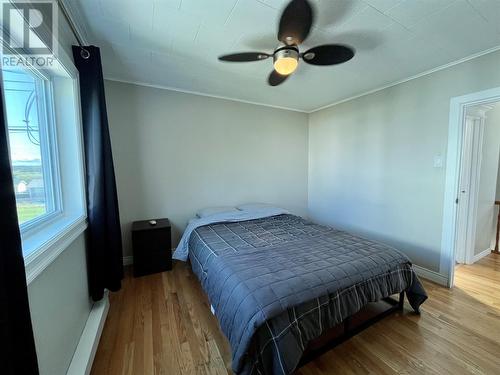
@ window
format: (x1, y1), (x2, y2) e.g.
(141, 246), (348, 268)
(3, 68), (61, 229)
(2, 59), (87, 278)
(1, 1), (87, 282)
(2, 62), (86, 268)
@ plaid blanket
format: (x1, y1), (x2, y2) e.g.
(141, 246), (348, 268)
(188, 214), (427, 374)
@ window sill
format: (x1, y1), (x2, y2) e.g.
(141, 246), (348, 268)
(24, 216), (88, 284)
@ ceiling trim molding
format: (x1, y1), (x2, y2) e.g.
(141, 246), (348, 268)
(106, 44), (500, 115)
(309, 45), (500, 114)
(65, 1), (500, 114)
(103, 76), (309, 113)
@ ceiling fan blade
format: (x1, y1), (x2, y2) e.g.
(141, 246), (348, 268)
(268, 70), (289, 86)
(218, 52), (270, 62)
(302, 44), (355, 66)
(278, 0), (314, 45)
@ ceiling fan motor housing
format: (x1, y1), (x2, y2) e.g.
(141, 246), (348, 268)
(274, 45), (299, 61)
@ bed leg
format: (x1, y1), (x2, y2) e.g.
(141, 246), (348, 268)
(398, 291), (405, 310)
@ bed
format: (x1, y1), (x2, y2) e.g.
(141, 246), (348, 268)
(173, 209), (427, 375)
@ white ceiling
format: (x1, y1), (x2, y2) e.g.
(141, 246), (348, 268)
(69, 0), (500, 112)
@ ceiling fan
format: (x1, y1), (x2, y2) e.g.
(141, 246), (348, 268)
(218, 0), (355, 86)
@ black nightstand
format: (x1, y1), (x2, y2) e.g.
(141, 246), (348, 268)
(132, 218), (172, 277)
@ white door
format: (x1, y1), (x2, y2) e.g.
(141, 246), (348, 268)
(456, 114), (485, 264)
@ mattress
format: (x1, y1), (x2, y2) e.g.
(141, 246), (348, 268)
(187, 214), (427, 375)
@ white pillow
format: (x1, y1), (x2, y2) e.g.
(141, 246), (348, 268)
(236, 203), (281, 211)
(196, 206), (239, 218)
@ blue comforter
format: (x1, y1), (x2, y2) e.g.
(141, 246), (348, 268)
(179, 214), (427, 374)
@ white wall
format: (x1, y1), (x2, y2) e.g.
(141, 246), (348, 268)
(308, 50), (500, 273)
(28, 234), (91, 375)
(25, 10), (93, 375)
(474, 105), (500, 254)
(105, 80), (309, 257)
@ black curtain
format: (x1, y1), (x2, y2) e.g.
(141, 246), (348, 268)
(72, 46), (123, 301)
(0, 78), (39, 373)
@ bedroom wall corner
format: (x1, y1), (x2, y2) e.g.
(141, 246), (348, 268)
(104, 80), (309, 258)
(307, 48), (500, 276)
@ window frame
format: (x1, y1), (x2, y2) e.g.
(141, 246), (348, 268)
(1, 30), (88, 283)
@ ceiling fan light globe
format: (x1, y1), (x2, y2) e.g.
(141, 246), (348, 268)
(273, 48), (299, 76)
(274, 57), (298, 75)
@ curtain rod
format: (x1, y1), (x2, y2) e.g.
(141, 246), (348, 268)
(57, 0), (90, 59)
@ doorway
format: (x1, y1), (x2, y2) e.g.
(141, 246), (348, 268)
(442, 87), (500, 287)
(455, 103), (500, 265)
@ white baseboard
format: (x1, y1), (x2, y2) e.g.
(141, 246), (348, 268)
(472, 248), (492, 263)
(123, 255), (134, 265)
(413, 265), (448, 286)
(66, 291), (110, 375)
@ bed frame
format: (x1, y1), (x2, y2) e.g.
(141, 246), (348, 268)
(298, 292), (405, 368)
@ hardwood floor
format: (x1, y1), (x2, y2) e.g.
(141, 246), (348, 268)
(91, 254), (500, 375)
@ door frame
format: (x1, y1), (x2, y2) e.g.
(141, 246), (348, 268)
(441, 87), (500, 287)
